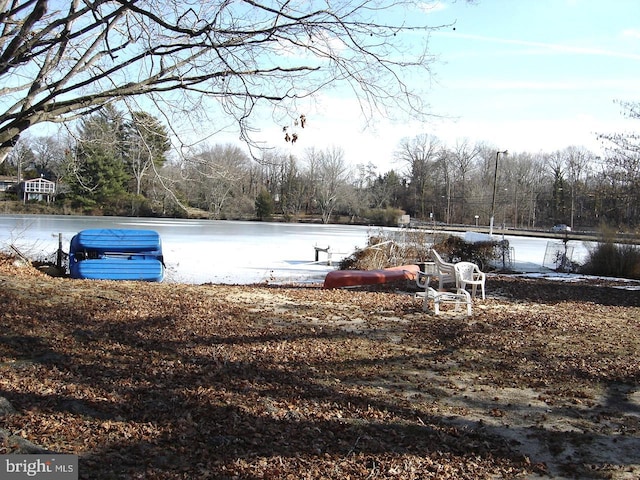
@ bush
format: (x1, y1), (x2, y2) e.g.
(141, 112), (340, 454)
(581, 242), (640, 279)
(338, 231), (503, 272)
(339, 228), (433, 270)
(364, 207), (405, 226)
(434, 236), (502, 271)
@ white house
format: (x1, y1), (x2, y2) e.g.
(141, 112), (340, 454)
(21, 177), (56, 203)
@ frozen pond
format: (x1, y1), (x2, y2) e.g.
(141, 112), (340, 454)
(0, 215), (372, 284)
(0, 214), (592, 284)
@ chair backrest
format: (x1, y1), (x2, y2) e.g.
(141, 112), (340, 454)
(454, 262), (477, 283)
(431, 249), (456, 287)
(431, 249), (452, 269)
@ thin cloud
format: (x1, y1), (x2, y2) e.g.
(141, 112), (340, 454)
(419, 1), (449, 14)
(448, 78), (638, 91)
(622, 29), (640, 39)
(435, 31), (640, 60)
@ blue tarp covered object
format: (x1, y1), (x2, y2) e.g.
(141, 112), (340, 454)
(69, 229), (164, 281)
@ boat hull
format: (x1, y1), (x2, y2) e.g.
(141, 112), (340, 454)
(323, 264), (419, 289)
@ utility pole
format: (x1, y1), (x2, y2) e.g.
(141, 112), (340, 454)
(490, 150), (508, 236)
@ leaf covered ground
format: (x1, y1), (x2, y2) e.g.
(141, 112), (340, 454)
(1, 254), (639, 479)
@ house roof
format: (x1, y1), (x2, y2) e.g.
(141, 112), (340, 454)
(24, 177), (55, 184)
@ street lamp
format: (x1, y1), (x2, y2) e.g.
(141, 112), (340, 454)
(490, 150), (508, 236)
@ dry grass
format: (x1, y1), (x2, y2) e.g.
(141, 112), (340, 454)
(1, 254), (640, 479)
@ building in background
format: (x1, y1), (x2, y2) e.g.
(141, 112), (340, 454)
(20, 177), (56, 203)
(0, 175), (17, 193)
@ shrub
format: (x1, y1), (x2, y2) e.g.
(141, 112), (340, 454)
(581, 242), (640, 279)
(434, 236), (503, 271)
(364, 207), (405, 227)
(339, 231), (503, 272)
(339, 228), (434, 270)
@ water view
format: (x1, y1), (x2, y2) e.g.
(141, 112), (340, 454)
(0, 215), (373, 284)
(0, 214), (591, 284)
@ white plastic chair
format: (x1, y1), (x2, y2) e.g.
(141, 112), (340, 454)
(431, 249), (456, 290)
(415, 261), (472, 315)
(454, 261), (486, 299)
(415, 262), (437, 288)
(414, 262), (436, 311)
(415, 287), (472, 315)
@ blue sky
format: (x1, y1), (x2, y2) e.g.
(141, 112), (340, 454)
(422, 0), (639, 151)
(265, 0), (640, 171)
(22, 1), (638, 172)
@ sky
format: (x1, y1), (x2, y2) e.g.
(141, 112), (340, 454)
(233, 0), (640, 172)
(14, 1), (639, 174)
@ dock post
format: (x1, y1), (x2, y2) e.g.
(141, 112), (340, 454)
(56, 233), (63, 268)
(314, 245), (331, 264)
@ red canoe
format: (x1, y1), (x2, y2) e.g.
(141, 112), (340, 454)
(323, 264), (420, 289)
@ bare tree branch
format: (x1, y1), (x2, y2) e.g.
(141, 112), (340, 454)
(0, 0), (445, 163)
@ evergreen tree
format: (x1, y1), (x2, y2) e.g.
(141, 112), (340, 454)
(65, 105), (130, 209)
(255, 188), (275, 220)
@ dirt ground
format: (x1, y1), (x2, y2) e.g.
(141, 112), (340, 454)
(1, 254), (639, 479)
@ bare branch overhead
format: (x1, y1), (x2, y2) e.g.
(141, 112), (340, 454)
(0, 0), (444, 163)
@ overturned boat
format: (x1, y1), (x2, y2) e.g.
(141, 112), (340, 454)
(69, 229), (165, 281)
(323, 264), (419, 289)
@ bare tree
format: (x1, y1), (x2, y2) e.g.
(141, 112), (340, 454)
(499, 152), (542, 229)
(185, 143), (250, 218)
(5, 135), (35, 181)
(453, 138), (480, 217)
(30, 133), (67, 179)
(563, 146), (593, 230)
(598, 101), (640, 227)
(446, 138), (481, 222)
(0, 0), (444, 164)
(307, 146), (350, 224)
(278, 155), (307, 220)
(395, 134), (441, 218)
(126, 112), (170, 196)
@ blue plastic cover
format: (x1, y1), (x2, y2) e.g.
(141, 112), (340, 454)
(69, 229), (164, 281)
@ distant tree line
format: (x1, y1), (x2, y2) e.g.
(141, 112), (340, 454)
(1, 1), (637, 231)
(2, 102), (639, 231)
